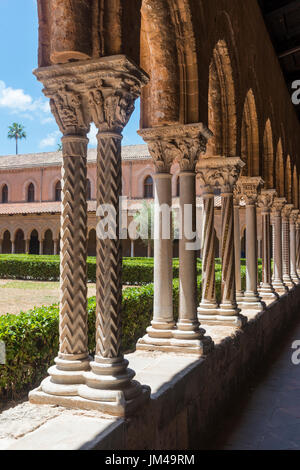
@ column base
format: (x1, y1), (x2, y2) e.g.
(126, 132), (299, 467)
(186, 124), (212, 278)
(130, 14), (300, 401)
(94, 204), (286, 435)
(258, 283), (279, 302)
(272, 279), (289, 295)
(197, 313), (247, 328)
(291, 273), (300, 284)
(236, 291), (244, 302)
(136, 333), (214, 355)
(30, 354), (91, 398)
(241, 291), (265, 311)
(282, 276), (296, 289)
(197, 301), (219, 319)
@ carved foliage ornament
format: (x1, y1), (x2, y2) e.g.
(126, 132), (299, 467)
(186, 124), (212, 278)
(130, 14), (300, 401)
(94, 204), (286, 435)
(49, 87), (89, 135)
(237, 177), (264, 205)
(197, 157), (244, 192)
(282, 204), (294, 220)
(257, 189), (277, 210)
(138, 123), (212, 173)
(271, 197), (287, 215)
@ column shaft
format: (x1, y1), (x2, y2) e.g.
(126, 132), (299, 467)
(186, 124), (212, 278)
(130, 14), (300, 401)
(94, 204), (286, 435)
(272, 213), (287, 293)
(242, 204), (265, 310)
(234, 203), (243, 301)
(290, 215), (299, 283)
(282, 217), (294, 288)
(259, 209), (277, 301)
(198, 190), (218, 319)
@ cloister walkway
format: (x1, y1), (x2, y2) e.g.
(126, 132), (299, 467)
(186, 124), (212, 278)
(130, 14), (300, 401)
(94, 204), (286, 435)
(210, 316), (300, 450)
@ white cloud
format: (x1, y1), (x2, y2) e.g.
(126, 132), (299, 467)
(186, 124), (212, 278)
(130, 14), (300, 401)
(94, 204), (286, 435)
(88, 123), (97, 146)
(40, 130), (61, 149)
(0, 80), (50, 114)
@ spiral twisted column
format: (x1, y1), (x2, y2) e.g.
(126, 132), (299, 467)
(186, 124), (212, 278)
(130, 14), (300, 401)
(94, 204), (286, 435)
(197, 157), (245, 327)
(237, 177), (265, 312)
(282, 204), (295, 289)
(233, 191), (243, 302)
(271, 198), (288, 295)
(257, 189), (278, 302)
(296, 217), (300, 276)
(290, 209), (300, 284)
(197, 185), (219, 320)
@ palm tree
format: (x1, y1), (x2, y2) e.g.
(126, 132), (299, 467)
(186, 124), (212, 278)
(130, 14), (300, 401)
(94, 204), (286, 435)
(7, 123), (26, 155)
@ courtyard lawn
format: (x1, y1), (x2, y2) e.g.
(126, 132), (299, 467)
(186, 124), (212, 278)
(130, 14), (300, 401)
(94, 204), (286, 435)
(0, 280), (96, 316)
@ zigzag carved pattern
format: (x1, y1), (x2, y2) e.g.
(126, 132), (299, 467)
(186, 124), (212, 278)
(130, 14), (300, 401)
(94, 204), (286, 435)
(96, 136), (122, 358)
(59, 155), (88, 356)
(221, 194), (235, 302)
(282, 220), (290, 276)
(201, 197), (216, 302)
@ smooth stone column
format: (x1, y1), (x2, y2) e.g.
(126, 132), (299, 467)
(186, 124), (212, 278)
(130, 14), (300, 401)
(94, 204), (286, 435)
(282, 204), (295, 289)
(290, 209), (300, 283)
(257, 189), (278, 302)
(130, 239), (135, 258)
(53, 239), (59, 256)
(137, 122), (212, 353)
(296, 217), (300, 277)
(271, 198), (288, 295)
(238, 177), (265, 311)
(11, 241), (15, 254)
(234, 192), (243, 301)
(25, 239), (30, 254)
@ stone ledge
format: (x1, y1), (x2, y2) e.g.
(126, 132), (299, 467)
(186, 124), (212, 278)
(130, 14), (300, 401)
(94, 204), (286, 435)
(1, 286), (300, 449)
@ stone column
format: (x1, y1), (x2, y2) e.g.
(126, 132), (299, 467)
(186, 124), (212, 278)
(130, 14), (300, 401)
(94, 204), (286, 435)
(25, 239), (30, 255)
(198, 157), (245, 327)
(257, 189), (278, 302)
(296, 216), (300, 277)
(233, 188), (243, 301)
(77, 56), (150, 415)
(172, 126), (213, 354)
(130, 240), (135, 258)
(29, 61), (94, 402)
(137, 123), (212, 354)
(11, 241), (15, 254)
(290, 209), (300, 284)
(282, 204), (295, 289)
(197, 171), (219, 320)
(40, 239), (44, 255)
(238, 177), (265, 311)
(53, 239), (59, 256)
(271, 198), (288, 295)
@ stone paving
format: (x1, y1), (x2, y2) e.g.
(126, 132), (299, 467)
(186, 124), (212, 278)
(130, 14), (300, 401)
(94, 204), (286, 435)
(212, 317), (300, 450)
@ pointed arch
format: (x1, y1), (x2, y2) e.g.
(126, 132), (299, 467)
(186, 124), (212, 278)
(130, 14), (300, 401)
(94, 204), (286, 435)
(262, 119), (274, 189)
(285, 155), (292, 204)
(293, 166), (298, 209)
(207, 40), (237, 157)
(275, 139), (285, 197)
(241, 89), (260, 177)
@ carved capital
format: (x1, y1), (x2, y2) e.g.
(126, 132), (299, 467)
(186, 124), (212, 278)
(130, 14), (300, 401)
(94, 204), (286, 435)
(271, 197), (287, 216)
(257, 189), (277, 211)
(34, 56), (149, 136)
(197, 157), (244, 193)
(282, 204), (294, 221)
(237, 176), (264, 205)
(290, 209), (299, 224)
(138, 123), (212, 173)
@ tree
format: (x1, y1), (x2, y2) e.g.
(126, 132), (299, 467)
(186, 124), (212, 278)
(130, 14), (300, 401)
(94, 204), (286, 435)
(7, 123), (26, 155)
(57, 143), (62, 151)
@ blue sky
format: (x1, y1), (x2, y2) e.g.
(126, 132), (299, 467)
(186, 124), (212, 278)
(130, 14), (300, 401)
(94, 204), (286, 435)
(0, 0), (143, 156)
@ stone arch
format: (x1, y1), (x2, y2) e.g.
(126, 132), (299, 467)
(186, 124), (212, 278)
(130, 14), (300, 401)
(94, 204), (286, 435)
(241, 89), (260, 177)
(207, 39), (237, 157)
(275, 139), (285, 197)
(285, 155), (292, 204)
(2, 230), (12, 254)
(29, 229), (40, 255)
(293, 165), (298, 209)
(87, 228), (96, 257)
(14, 229), (25, 254)
(262, 119), (274, 189)
(43, 229), (54, 255)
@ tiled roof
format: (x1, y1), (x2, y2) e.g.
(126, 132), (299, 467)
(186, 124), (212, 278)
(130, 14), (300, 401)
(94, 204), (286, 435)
(0, 200), (97, 215)
(0, 145), (151, 170)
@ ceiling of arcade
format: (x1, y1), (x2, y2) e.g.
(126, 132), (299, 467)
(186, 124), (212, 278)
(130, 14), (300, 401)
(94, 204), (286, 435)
(37, 0), (300, 207)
